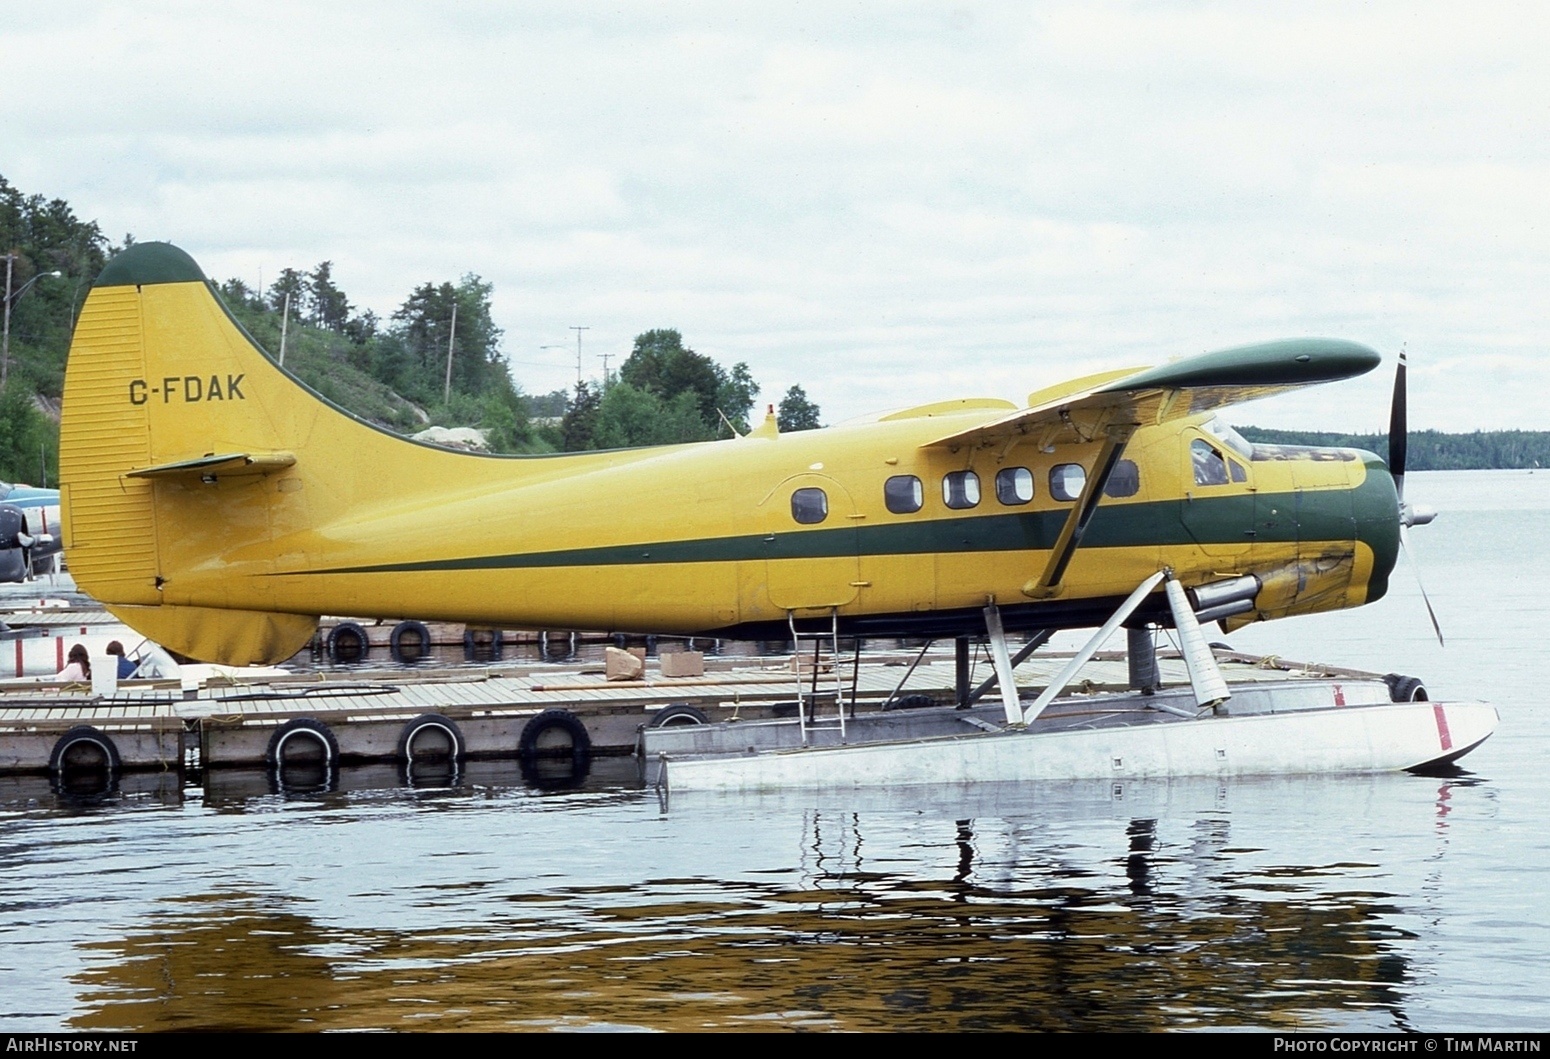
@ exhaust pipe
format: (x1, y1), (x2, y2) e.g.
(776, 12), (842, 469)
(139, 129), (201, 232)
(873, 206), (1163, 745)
(1187, 574), (1260, 612)
(1186, 574), (1261, 624)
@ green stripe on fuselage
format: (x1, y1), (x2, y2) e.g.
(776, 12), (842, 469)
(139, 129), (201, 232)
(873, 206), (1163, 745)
(295, 485), (1389, 576)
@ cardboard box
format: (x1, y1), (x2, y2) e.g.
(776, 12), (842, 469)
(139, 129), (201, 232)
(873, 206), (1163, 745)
(660, 650), (705, 678)
(605, 646), (646, 681)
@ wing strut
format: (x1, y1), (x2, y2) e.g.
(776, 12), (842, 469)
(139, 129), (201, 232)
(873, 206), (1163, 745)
(1023, 423), (1136, 598)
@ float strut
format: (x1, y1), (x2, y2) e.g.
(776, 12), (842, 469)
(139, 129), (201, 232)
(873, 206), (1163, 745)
(1163, 576), (1231, 710)
(1022, 571), (1167, 726)
(967, 629), (1053, 707)
(982, 604), (1025, 726)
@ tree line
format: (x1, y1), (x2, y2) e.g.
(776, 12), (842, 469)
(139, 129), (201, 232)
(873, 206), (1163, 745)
(1235, 427), (1550, 470)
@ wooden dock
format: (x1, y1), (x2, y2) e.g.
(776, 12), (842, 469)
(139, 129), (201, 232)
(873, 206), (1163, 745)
(0, 645), (1382, 787)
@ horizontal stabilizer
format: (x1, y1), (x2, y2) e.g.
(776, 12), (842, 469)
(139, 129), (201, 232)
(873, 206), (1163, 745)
(127, 452), (297, 480)
(925, 338), (1381, 450)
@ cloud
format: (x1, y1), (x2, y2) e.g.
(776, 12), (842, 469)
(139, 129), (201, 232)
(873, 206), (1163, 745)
(5, 0), (1547, 425)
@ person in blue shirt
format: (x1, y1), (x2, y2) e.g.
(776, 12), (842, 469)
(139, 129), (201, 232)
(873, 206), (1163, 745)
(105, 640), (137, 679)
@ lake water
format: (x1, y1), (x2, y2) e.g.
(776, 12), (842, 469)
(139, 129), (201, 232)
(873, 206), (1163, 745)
(1, 470), (1545, 1032)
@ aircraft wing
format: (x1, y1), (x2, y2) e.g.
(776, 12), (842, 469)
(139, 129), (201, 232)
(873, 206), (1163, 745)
(923, 338), (1381, 450)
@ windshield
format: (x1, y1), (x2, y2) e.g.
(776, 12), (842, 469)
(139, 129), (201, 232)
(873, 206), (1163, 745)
(1202, 417), (1253, 460)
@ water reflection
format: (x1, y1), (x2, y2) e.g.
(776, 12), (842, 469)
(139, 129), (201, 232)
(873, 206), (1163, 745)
(195, 758), (637, 809)
(0, 769), (182, 811)
(47, 769), (1478, 1031)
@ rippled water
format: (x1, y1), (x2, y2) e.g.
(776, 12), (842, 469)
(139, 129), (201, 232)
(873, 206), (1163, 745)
(1, 470), (1545, 1031)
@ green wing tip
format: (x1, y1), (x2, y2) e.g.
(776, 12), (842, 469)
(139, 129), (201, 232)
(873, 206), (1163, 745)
(1107, 338), (1382, 391)
(94, 242), (207, 288)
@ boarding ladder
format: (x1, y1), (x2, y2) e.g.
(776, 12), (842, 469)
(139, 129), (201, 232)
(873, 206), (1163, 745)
(787, 609), (849, 745)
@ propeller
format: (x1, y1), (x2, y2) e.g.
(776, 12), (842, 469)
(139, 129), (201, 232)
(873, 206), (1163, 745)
(1389, 349), (1443, 645)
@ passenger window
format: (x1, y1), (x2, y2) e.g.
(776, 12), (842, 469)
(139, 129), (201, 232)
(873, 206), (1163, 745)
(1228, 459), (1247, 483)
(942, 471), (980, 509)
(791, 487), (828, 524)
(884, 475), (923, 514)
(995, 467), (1034, 505)
(1050, 463), (1086, 502)
(1104, 459), (1140, 498)
(1192, 439), (1229, 486)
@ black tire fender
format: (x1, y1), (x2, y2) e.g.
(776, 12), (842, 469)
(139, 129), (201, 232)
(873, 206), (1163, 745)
(650, 704), (710, 728)
(266, 717), (340, 768)
(389, 620), (431, 664)
(1385, 674), (1429, 702)
(48, 725), (121, 775)
(397, 713), (465, 763)
(327, 622), (371, 664)
(518, 709), (592, 759)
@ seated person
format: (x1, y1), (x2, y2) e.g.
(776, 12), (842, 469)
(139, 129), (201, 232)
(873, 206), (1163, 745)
(57, 643), (91, 681)
(105, 640), (138, 679)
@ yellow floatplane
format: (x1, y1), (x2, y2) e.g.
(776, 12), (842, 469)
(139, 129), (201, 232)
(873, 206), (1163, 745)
(57, 243), (1495, 789)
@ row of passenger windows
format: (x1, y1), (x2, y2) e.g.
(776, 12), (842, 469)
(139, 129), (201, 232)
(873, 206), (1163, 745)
(789, 461), (1141, 525)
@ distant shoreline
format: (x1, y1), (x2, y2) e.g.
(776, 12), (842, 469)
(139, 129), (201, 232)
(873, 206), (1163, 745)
(1234, 427), (1548, 471)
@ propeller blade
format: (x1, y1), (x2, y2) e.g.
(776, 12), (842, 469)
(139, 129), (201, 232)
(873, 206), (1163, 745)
(1400, 528), (1444, 647)
(1389, 347), (1408, 504)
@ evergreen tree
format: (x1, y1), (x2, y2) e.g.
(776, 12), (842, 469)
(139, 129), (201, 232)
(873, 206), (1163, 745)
(308, 261), (351, 332)
(392, 275), (505, 407)
(778, 385), (823, 431)
(267, 268), (307, 316)
(561, 381), (601, 451)
(0, 385), (55, 485)
(0, 174), (108, 402)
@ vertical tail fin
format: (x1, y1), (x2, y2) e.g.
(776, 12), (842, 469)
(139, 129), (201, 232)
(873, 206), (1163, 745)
(61, 243), (317, 663)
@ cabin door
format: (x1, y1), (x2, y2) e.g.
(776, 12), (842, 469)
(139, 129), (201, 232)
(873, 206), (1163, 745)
(1181, 432), (1257, 559)
(760, 473), (861, 612)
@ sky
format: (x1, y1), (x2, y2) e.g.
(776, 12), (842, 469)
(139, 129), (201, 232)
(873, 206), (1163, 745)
(5, 0), (1547, 432)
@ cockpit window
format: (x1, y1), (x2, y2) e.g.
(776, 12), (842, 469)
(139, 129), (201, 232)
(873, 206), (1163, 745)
(791, 487), (828, 524)
(1192, 439), (1230, 486)
(1203, 416), (1253, 460)
(942, 471), (981, 509)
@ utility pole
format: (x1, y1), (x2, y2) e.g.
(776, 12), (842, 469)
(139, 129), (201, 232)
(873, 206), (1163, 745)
(598, 350), (613, 390)
(2, 254), (61, 388)
(278, 291), (291, 365)
(443, 301), (458, 405)
(570, 326), (589, 388)
(2, 253), (11, 387)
